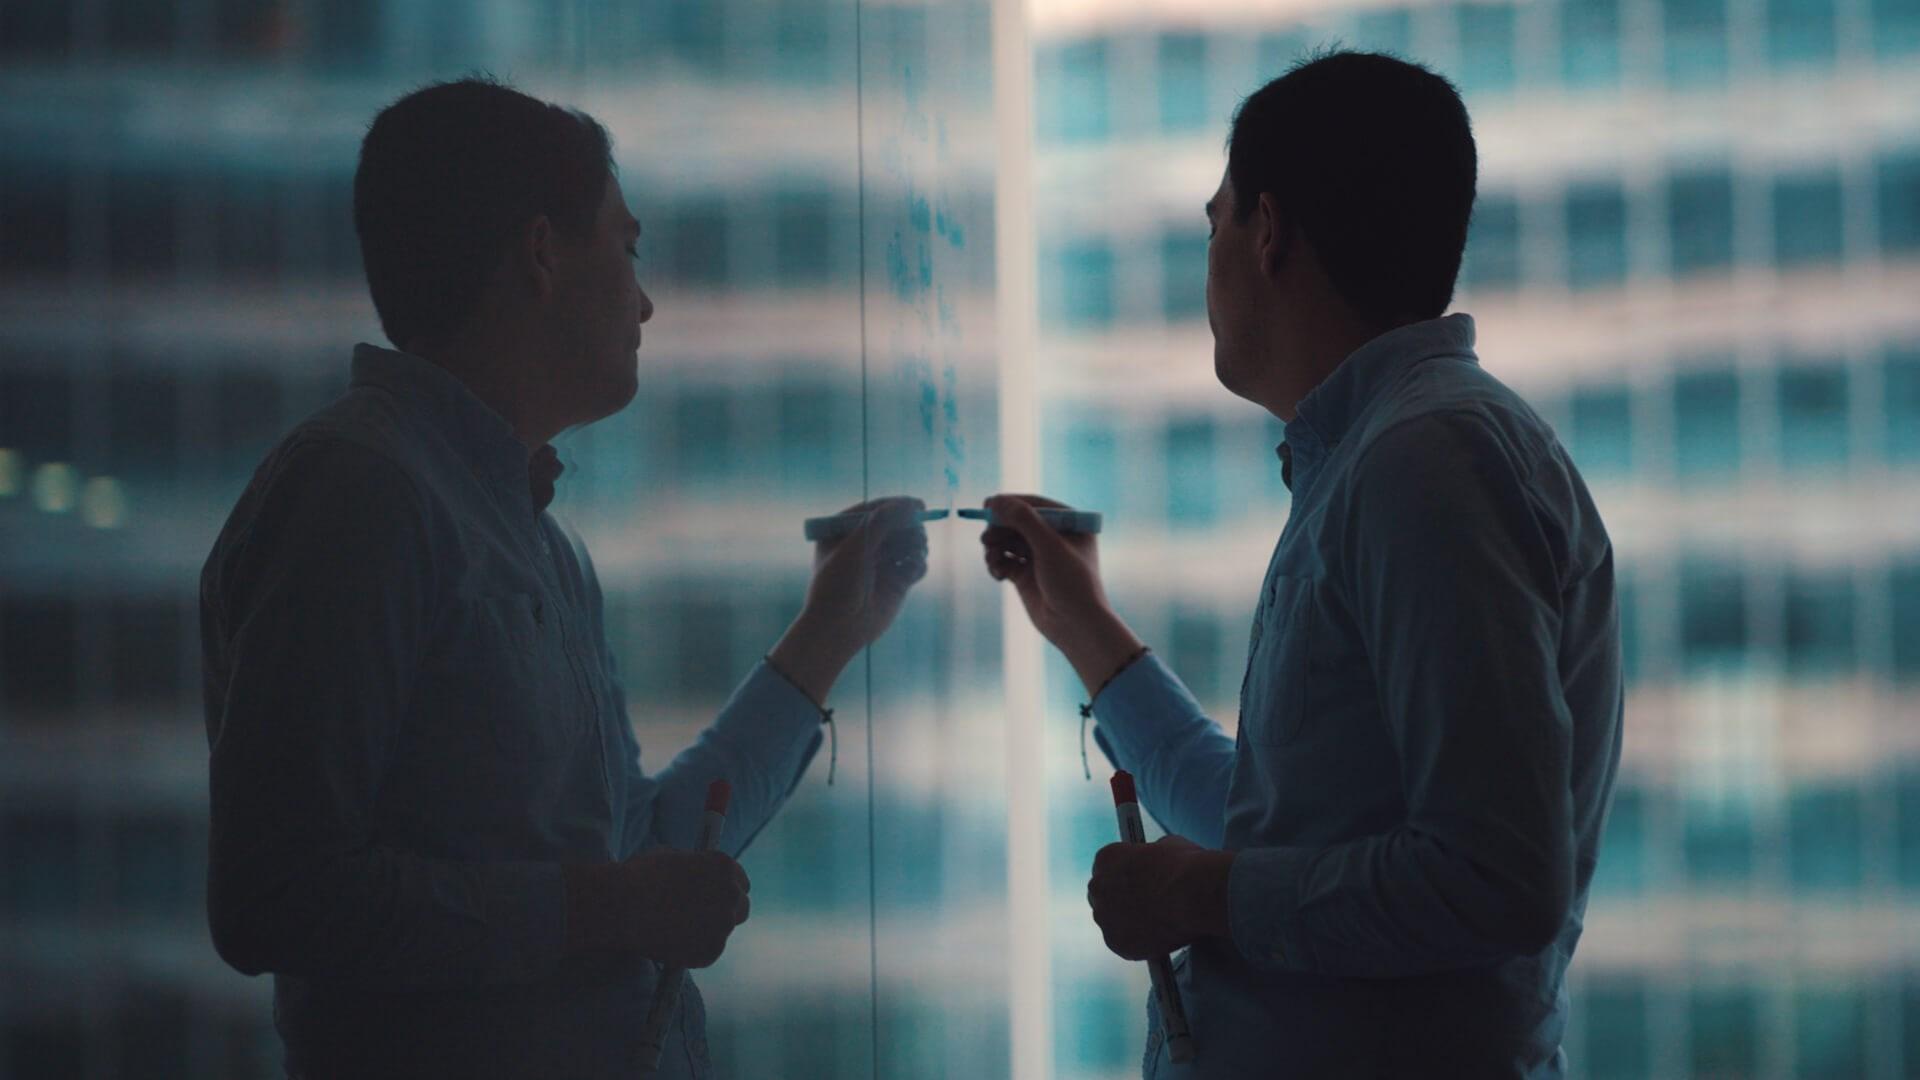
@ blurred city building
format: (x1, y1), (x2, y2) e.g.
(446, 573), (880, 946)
(2, 0), (1917, 1077)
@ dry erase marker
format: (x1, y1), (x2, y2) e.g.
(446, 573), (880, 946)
(803, 508), (949, 542)
(1111, 771), (1197, 1065)
(638, 780), (732, 1074)
(957, 506), (1102, 535)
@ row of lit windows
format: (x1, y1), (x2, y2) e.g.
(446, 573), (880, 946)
(1570, 973), (1920, 1080)
(1037, 0), (1920, 143)
(1541, 344), (1920, 481)
(1040, 149), (1920, 329)
(7, 529), (1920, 727)
(0, 161), (935, 293)
(0, 0), (989, 89)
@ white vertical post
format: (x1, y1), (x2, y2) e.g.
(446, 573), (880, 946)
(992, 1), (1050, 1078)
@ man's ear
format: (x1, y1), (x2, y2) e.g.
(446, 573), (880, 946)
(522, 214), (558, 299)
(1256, 191), (1291, 279)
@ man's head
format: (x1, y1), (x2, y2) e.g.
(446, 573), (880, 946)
(1206, 50), (1476, 416)
(354, 77), (651, 435)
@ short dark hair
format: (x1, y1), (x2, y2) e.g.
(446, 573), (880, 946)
(353, 76), (613, 350)
(1227, 50), (1477, 328)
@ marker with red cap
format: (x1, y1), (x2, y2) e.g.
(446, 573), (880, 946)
(1111, 770), (1197, 1065)
(638, 780), (732, 1074)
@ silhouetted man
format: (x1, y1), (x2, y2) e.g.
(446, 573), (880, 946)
(983, 51), (1623, 1078)
(200, 78), (927, 1079)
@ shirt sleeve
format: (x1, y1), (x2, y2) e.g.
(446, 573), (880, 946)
(646, 660), (825, 858)
(558, 524), (823, 862)
(202, 438), (566, 988)
(1226, 413), (1577, 978)
(1089, 652), (1237, 849)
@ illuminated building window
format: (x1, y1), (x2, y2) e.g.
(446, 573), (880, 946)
(671, 589), (735, 701)
(1876, 149), (1920, 254)
(659, 197), (730, 288)
(773, 187), (839, 282)
(1568, 383), (1634, 478)
(1668, 166), (1737, 276)
(1593, 782), (1647, 894)
(1883, 344), (1920, 462)
(1896, 768), (1920, 887)
(1038, 39), (1110, 143)
(106, 168), (180, 281)
(1456, 3), (1519, 98)
(1058, 980), (1135, 1069)
(1772, 169), (1846, 267)
(1873, 0), (1920, 56)
(1561, 0), (1623, 88)
(1679, 559), (1748, 671)
(1776, 362), (1850, 470)
(1, 159), (72, 276)
(1047, 410), (1119, 519)
(213, 173), (284, 277)
(1169, 607), (1224, 702)
(2, 808), (80, 914)
(1, 592), (78, 714)
(108, 596), (185, 708)
(773, 0), (839, 86)
(1566, 181), (1630, 290)
(1664, 0), (1730, 87)
(1158, 33), (1210, 133)
(1787, 782), (1864, 889)
(1462, 192), (1522, 291)
(1617, 576), (1643, 683)
(1673, 365), (1742, 480)
(1684, 798), (1754, 882)
(1257, 29), (1314, 78)
(1348, 9), (1414, 58)
(1890, 562), (1920, 681)
(1160, 225), (1208, 321)
(1783, 569), (1856, 675)
(1165, 416), (1218, 527)
(1766, 0), (1837, 68)
(674, 386), (733, 481)
(1041, 240), (1114, 330)
(1690, 984), (1762, 1076)
(777, 376), (844, 490)
(0, 369), (73, 461)
(109, 814), (196, 916)
(1581, 976), (1651, 1079)
(1794, 985), (1868, 1077)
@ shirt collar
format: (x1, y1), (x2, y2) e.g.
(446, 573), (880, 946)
(1281, 312), (1478, 458)
(349, 344), (565, 515)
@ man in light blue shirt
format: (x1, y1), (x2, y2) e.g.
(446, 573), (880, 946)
(201, 79), (927, 1078)
(983, 52), (1623, 1077)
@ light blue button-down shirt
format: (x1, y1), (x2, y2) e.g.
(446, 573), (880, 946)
(1093, 314), (1625, 1078)
(200, 344), (824, 1079)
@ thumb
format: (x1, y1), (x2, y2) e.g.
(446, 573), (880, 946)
(985, 495), (1072, 566)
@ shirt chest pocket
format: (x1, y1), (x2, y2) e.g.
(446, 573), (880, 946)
(1238, 574), (1313, 746)
(425, 589), (585, 757)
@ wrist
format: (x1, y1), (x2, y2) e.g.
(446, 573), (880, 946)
(768, 610), (858, 707)
(1062, 612), (1147, 697)
(1175, 849), (1237, 941)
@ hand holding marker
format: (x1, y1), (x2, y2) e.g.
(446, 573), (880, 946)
(637, 780), (731, 1075)
(802, 504), (1101, 542)
(1111, 771), (1196, 1065)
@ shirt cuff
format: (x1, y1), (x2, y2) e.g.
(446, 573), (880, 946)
(1226, 845), (1318, 975)
(710, 659), (827, 782)
(1089, 652), (1208, 774)
(487, 859), (569, 983)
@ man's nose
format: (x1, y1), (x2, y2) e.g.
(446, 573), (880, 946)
(638, 287), (655, 325)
